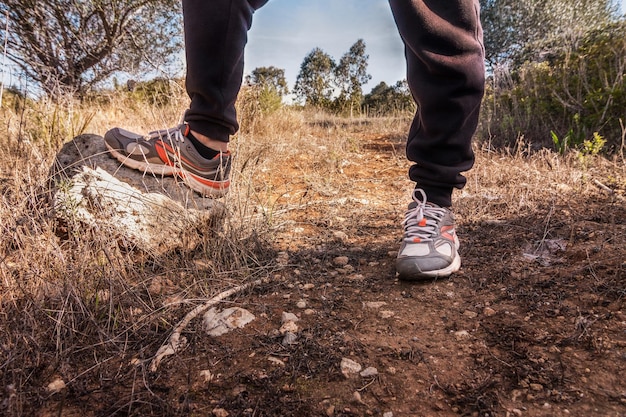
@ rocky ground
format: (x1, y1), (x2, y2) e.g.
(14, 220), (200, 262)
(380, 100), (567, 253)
(5, 120), (626, 417)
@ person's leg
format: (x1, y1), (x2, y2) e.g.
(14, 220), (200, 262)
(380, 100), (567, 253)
(389, 0), (485, 280)
(183, 0), (269, 151)
(104, 0), (268, 197)
(389, 0), (485, 208)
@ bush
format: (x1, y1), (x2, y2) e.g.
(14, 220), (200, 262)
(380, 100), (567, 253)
(479, 20), (626, 154)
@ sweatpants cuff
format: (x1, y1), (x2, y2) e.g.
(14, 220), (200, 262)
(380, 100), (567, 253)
(419, 186), (454, 208)
(186, 121), (232, 143)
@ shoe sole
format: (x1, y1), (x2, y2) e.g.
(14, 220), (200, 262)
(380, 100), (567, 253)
(106, 143), (230, 198)
(396, 254), (461, 281)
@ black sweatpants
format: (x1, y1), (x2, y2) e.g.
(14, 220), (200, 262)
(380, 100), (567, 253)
(182, 0), (485, 207)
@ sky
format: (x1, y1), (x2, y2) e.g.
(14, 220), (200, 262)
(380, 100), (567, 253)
(244, 0), (626, 95)
(244, 0), (406, 94)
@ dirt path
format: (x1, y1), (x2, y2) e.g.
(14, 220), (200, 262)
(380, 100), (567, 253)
(134, 132), (625, 417)
(33, 130), (626, 417)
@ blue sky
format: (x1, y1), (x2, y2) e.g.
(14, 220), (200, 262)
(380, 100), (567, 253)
(244, 0), (626, 95)
(245, 0), (406, 94)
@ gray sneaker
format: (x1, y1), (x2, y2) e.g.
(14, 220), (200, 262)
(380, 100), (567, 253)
(104, 124), (231, 197)
(396, 189), (461, 280)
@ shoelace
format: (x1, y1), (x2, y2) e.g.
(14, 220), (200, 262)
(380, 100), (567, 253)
(146, 125), (185, 143)
(402, 189), (447, 243)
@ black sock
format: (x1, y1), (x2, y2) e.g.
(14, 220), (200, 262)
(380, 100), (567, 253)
(185, 131), (221, 160)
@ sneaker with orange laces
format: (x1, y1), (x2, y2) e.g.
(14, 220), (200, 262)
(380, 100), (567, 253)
(396, 189), (461, 280)
(104, 124), (231, 197)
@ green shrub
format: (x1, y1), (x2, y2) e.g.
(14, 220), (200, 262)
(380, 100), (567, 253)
(479, 20), (626, 154)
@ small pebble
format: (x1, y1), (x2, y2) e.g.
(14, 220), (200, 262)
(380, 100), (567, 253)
(383, 412), (394, 417)
(199, 370), (214, 382)
(46, 378), (66, 394)
(296, 300), (307, 309)
(340, 358), (362, 378)
(379, 310), (395, 319)
(483, 307), (497, 317)
(333, 256), (349, 266)
(279, 321), (299, 334)
(363, 301), (387, 309)
(454, 330), (471, 339)
(212, 408), (229, 417)
(281, 312), (299, 323)
(352, 391), (364, 404)
(282, 332), (298, 346)
(463, 310), (478, 319)
(360, 367), (379, 377)
(303, 283), (315, 290)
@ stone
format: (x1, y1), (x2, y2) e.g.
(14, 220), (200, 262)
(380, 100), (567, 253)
(279, 321), (299, 334)
(212, 408), (229, 417)
(51, 134), (224, 256)
(454, 330), (471, 339)
(379, 310), (395, 319)
(483, 307), (497, 317)
(46, 378), (66, 394)
(363, 301), (387, 309)
(281, 312), (300, 323)
(200, 370), (214, 383)
(360, 367), (379, 377)
(463, 310), (478, 319)
(203, 307), (256, 336)
(282, 332), (298, 346)
(340, 358), (362, 378)
(333, 256), (349, 266)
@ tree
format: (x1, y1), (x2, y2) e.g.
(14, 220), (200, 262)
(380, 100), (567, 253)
(246, 66), (289, 97)
(0, 0), (182, 96)
(480, 0), (619, 69)
(245, 66), (288, 113)
(293, 47), (336, 108)
(334, 39), (371, 113)
(362, 80), (415, 116)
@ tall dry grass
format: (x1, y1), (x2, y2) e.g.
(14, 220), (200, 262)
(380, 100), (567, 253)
(0, 86), (624, 415)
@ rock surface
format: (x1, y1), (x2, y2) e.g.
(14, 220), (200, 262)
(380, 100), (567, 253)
(50, 134), (224, 255)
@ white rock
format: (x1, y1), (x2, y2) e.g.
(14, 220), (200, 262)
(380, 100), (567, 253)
(52, 135), (223, 256)
(363, 301), (387, 309)
(379, 310), (395, 319)
(281, 312), (300, 323)
(296, 300), (307, 309)
(340, 358), (362, 378)
(484, 307), (497, 317)
(454, 330), (471, 339)
(46, 378), (66, 394)
(268, 356), (286, 367)
(360, 367), (379, 377)
(279, 321), (299, 334)
(199, 370), (214, 382)
(383, 412), (394, 417)
(203, 307), (256, 336)
(212, 408), (229, 417)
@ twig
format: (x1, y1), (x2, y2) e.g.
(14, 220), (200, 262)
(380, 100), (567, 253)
(593, 179), (613, 194)
(149, 279), (262, 372)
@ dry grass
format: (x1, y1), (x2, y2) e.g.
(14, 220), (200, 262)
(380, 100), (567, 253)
(0, 89), (624, 415)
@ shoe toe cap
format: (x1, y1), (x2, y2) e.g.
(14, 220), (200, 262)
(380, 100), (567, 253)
(104, 128), (142, 149)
